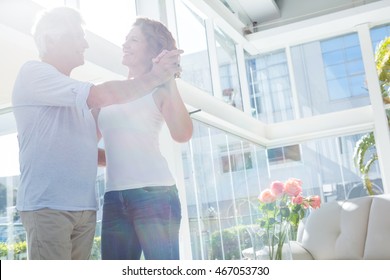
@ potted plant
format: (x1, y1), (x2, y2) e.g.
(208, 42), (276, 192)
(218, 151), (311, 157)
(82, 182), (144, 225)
(353, 36), (390, 195)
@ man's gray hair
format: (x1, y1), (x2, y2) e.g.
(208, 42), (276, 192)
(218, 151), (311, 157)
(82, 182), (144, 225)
(31, 6), (85, 58)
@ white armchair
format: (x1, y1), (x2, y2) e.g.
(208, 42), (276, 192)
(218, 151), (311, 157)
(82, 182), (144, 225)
(291, 194), (390, 260)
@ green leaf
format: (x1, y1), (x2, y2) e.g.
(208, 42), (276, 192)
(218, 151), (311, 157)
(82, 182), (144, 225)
(280, 206), (290, 218)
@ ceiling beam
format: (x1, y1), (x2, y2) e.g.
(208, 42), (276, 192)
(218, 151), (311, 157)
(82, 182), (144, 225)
(247, 0), (390, 53)
(177, 79), (375, 148)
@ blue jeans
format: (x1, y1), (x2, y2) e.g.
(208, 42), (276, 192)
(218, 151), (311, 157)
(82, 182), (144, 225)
(101, 185), (181, 260)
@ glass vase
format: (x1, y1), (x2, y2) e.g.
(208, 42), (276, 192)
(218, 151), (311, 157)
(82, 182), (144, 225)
(258, 221), (292, 260)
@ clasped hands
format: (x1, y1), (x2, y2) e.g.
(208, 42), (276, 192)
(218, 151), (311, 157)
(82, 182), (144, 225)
(152, 49), (183, 80)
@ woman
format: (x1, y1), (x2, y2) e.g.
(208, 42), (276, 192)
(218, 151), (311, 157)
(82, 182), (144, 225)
(97, 18), (193, 260)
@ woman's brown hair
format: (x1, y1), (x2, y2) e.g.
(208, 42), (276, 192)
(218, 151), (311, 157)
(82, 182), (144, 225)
(133, 17), (177, 58)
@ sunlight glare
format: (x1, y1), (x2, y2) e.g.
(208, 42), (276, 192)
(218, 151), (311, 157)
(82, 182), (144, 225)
(0, 133), (20, 177)
(79, 0), (136, 46)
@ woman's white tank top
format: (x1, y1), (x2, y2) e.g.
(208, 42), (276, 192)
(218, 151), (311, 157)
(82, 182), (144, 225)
(98, 90), (175, 192)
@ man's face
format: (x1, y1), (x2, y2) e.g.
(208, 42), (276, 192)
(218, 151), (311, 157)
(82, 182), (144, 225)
(48, 25), (89, 71)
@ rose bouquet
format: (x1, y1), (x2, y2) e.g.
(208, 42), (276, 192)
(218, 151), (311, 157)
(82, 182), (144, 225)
(257, 178), (321, 259)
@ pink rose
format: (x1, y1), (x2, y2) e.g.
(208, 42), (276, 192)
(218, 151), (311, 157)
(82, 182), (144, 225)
(284, 178), (302, 197)
(302, 201), (310, 209)
(292, 195), (303, 205)
(308, 195), (321, 209)
(258, 189), (276, 204)
(270, 181), (284, 197)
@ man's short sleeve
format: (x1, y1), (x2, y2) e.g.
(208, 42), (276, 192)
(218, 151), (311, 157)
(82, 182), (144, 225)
(13, 61), (93, 110)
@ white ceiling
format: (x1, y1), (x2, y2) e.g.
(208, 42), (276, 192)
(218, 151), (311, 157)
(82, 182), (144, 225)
(222, 0), (280, 25)
(215, 0), (382, 30)
(186, 0), (387, 54)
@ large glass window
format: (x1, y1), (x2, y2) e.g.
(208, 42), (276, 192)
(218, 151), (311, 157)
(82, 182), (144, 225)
(220, 143), (253, 173)
(0, 112), (25, 260)
(182, 121), (266, 260)
(286, 33), (371, 118)
(267, 144), (301, 165)
(175, 0), (213, 94)
(246, 50), (294, 123)
(245, 25), (389, 123)
(215, 26), (243, 110)
(321, 33), (366, 101)
(370, 24), (390, 49)
(183, 120), (382, 260)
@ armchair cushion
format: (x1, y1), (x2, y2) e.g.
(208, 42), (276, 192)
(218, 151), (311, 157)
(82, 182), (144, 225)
(292, 194), (390, 260)
(289, 241), (313, 260)
(363, 195), (390, 259)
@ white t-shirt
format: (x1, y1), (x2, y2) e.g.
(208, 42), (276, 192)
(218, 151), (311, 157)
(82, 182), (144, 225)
(12, 61), (98, 211)
(98, 90), (175, 192)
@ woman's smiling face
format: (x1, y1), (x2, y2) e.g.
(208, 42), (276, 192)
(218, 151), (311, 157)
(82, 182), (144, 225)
(122, 26), (154, 70)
